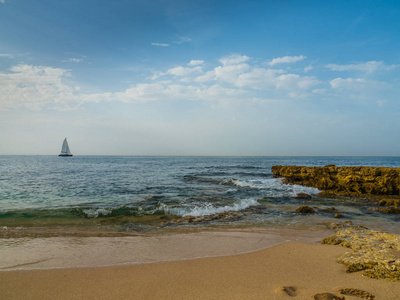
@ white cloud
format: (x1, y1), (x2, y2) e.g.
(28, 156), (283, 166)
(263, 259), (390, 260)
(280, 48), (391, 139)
(325, 61), (399, 73)
(195, 58), (318, 92)
(0, 0), (5, 4)
(68, 58), (84, 63)
(174, 36), (191, 44)
(219, 54), (250, 66)
(268, 55), (306, 66)
(0, 53), (14, 58)
(6, 54), (393, 112)
(0, 64), (81, 110)
(235, 68), (283, 89)
(275, 74), (319, 90)
(166, 66), (202, 77)
(304, 65), (313, 72)
(312, 89), (327, 94)
(151, 43), (170, 47)
(188, 60), (204, 66)
(329, 77), (383, 90)
(116, 83), (243, 103)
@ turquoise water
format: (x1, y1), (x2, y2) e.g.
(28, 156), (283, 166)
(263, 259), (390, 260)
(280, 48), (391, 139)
(0, 156), (399, 235)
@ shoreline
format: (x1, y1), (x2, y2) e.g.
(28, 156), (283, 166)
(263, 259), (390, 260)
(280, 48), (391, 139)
(1, 240), (399, 300)
(0, 227), (331, 271)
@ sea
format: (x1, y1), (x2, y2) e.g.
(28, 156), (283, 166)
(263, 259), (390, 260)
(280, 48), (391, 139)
(1, 155), (399, 236)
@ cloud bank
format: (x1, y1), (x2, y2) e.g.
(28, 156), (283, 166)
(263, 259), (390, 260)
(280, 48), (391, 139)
(0, 54), (397, 111)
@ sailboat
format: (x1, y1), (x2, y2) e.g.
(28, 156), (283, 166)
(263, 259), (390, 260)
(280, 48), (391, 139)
(59, 138), (73, 157)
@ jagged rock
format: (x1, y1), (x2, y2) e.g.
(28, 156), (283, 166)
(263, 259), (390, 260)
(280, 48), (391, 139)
(295, 205), (315, 214)
(272, 165), (400, 214)
(372, 207), (400, 214)
(271, 165), (400, 196)
(321, 235), (346, 246)
(321, 228), (400, 281)
(292, 193), (312, 199)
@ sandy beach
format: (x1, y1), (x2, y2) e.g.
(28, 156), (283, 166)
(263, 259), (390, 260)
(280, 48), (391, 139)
(1, 231), (399, 300)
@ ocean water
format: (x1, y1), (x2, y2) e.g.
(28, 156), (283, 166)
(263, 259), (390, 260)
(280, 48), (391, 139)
(1, 156), (400, 236)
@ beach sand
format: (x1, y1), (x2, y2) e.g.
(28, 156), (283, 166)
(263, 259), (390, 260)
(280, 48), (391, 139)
(1, 240), (399, 300)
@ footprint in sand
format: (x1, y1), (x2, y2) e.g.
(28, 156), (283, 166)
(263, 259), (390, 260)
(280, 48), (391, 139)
(274, 286), (298, 297)
(339, 288), (375, 300)
(313, 292), (345, 300)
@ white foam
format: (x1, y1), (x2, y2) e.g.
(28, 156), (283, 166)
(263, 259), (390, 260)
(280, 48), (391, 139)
(81, 208), (113, 218)
(164, 198), (260, 217)
(223, 178), (320, 197)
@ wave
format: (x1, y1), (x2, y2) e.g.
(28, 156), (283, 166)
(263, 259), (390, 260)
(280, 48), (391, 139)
(161, 198), (260, 217)
(220, 178), (320, 197)
(183, 175), (221, 184)
(184, 173), (272, 186)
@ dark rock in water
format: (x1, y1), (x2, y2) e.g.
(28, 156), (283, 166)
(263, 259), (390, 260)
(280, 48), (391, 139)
(120, 222), (147, 232)
(295, 205), (316, 214)
(371, 206), (400, 214)
(292, 193), (312, 199)
(313, 292), (345, 300)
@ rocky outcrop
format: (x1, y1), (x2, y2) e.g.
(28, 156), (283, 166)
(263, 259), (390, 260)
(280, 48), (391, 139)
(321, 228), (400, 281)
(271, 165), (400, 197)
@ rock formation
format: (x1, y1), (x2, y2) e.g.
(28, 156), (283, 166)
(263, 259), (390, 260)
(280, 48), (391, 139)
(271, 165), (400, 197)
(322, 228), (400, 281)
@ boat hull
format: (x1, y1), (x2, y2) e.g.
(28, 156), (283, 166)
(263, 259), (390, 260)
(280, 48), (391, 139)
(58, 154), (73, 157)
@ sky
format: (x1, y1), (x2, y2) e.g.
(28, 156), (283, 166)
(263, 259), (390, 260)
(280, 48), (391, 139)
(0, 0), (400, 156)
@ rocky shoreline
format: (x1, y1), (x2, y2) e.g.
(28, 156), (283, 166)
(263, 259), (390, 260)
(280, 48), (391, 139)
(322, 227), (400, 281)
(272, 165), (400, 215)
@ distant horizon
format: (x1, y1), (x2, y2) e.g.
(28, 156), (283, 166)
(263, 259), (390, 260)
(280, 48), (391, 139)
(1, 1), (400, 156)
(2, 154), (400, 158)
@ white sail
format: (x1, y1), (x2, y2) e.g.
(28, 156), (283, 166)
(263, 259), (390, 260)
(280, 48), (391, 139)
(60, 138), (72, 156)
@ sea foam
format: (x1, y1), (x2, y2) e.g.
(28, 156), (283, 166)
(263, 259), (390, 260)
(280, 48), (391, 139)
(162, 198), (260, 217)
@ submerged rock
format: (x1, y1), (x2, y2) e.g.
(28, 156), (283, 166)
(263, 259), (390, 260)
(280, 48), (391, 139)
(292, 193), (312, 199)
(295, 205), (316, 214)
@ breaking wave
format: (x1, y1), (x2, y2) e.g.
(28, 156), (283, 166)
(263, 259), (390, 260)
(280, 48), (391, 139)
(160, 198), (260, 217)
(221, 178), (320, 197)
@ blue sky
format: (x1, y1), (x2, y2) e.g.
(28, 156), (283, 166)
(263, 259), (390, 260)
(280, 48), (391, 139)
(1, 0), (400, 155)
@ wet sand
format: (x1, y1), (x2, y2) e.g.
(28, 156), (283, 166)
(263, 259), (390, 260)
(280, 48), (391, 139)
(1, 231), (399, 299)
